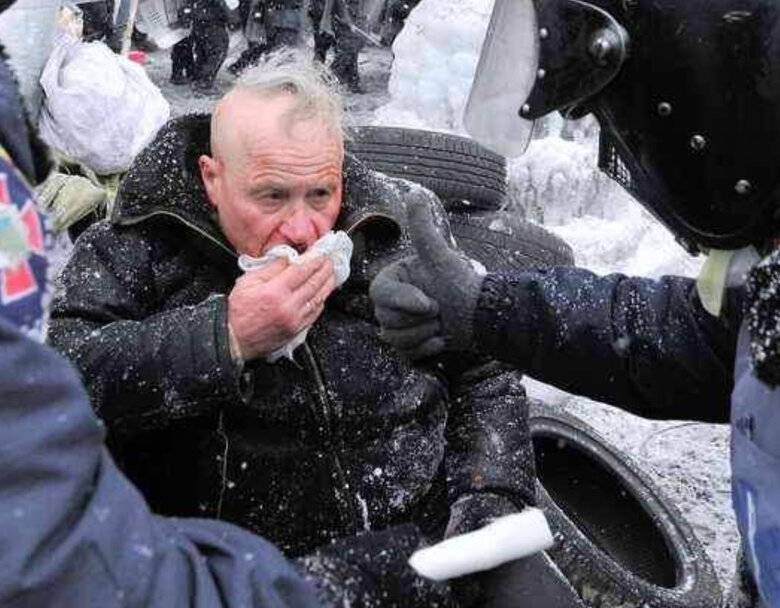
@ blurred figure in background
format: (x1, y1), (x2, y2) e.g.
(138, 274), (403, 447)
(308, 0), (364, 92)
(227, 0), (305, 76)
(169, 0), (229, 92)
(76, 0), (114, 45)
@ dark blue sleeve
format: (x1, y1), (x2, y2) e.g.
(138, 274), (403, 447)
(0, 319), (321, 608)
(473, 267), (741, 422)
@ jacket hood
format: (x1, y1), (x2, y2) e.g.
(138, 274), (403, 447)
(113, 114), (404, 255)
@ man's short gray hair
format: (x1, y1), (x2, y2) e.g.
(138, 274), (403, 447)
(233, 49), (346, 138)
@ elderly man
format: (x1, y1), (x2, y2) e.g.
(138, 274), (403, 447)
(48, 55), (534, 581)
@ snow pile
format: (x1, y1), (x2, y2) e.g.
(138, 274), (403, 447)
(373, 0), (492, 133)
(375, 0), (702, 280)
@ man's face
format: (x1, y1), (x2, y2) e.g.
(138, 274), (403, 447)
(200, 94), (344, 257)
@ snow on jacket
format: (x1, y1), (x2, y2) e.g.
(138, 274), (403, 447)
(0, 319), (322, 607)
(471, 267), (743, 422)
(48, 114), (535, 556)
(0, 24), (319, 604)
(466, 263), (780, 605)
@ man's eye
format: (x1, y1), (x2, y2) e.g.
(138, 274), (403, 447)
(255, 190), (285, 203)
(308, 189), (332, 204)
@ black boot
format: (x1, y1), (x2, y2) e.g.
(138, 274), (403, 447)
(170, 71), (192, 85)
(170, 36), (194, 84)
(313, 32), (333, 63)
(330, 32), (363, 93)
(227, 43), (266, 76)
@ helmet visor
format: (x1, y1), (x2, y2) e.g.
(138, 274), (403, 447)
(464, 0), (539, 158)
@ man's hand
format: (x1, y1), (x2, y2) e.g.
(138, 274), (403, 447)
(370, 191), (485, 359)
(228, 255), (336, 360)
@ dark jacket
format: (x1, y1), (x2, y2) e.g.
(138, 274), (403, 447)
(472, 267), (744, 422)
(0, 319), (321, 608)
(49, 114), (534, 556)
(0, 29), (319, 606)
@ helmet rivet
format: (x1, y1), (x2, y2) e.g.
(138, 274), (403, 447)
(537, 68), (546, 79)
(657, 102), (672, 117)
(690, 134), (707, 151)
(590, 37), (611, 64)
(521, 104), (531, 115)
(735, 180), (752, 195)
(539, 27), (549, 39)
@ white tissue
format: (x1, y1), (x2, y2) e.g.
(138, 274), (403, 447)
(237, 231), (354, 363)
(408, 507), (554, 581)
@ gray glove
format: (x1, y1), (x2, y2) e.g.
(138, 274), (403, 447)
(369, 190), (485, 359)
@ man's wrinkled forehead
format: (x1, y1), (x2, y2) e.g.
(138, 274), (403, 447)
(210, 90), (344, 168)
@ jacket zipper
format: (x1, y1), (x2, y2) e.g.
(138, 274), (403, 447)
(301, 343), (361, 535)
(120, 207), (390, 533)
(292, 211), (396, 534)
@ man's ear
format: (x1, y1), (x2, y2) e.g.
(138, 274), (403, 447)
(198, 154), (220, 209)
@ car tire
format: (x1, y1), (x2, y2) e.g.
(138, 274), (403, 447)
(529, 401), (723, 608)
(449, 211), (574, 272)
(346, 126), (507, 210)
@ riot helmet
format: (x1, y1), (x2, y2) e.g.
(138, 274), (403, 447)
(466, 0), (780, 252)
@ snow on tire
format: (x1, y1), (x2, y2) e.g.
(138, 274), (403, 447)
(449, 211), (574, 272)
(529, 401), (722, 608)
(345, 126), (507, 210)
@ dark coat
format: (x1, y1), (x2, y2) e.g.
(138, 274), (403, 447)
(472, 267), (744, 422)
(0, 32), (317, 606)
(49, 114), (534, 556)
(0, 319), (321, 607)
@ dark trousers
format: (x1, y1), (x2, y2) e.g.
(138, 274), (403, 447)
(308, 0), (363, 88)
(193, 22), (229, 86)
(80, 1), (112, 42)
(229, 27), (299, 74)
(171, 22), (229, 86)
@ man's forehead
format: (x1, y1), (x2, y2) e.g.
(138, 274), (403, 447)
(214, 91), (343, 159)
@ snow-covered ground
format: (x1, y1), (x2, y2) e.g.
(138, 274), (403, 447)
(67, 0), (738, 590)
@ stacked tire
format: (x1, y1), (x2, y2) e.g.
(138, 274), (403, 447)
(346, 126), (573, 271)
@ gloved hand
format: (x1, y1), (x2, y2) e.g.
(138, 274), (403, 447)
(444, 493), (520, 539)
(476, 553), (586, 608)
(444, 495), (585, 608)
(297, 524), (457, 607)
(369, 188), (485, 360)
(444, 493), (521, 606)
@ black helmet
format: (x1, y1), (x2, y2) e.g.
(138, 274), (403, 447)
(465, 0), (780, 252)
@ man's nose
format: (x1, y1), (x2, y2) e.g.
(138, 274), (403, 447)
(279, 205), (318, 251)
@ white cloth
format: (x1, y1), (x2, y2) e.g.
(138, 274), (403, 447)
(238, 231), (354, 362)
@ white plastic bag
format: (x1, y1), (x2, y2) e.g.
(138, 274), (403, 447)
(38, 36), (170, 175)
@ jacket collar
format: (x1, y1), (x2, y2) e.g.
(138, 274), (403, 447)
(112, 114), (404, 255)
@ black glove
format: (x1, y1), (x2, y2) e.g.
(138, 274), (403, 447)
(369, 188), (484, 360)
(476, 553), (586, 608)
(444, 493), (519, 540)
(444, 493), (519, 606)
(442, 494), (584, 608)
(297, 524), (457, 607)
